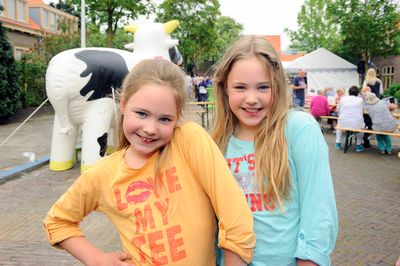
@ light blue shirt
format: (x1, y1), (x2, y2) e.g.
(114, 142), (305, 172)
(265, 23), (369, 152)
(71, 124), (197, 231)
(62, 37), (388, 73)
(221, 111), (338, 266)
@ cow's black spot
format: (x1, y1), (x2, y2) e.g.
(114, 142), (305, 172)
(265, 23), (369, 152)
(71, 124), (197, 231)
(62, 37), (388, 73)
(75, 50), (129, 101)
(97, 132), (108, 157)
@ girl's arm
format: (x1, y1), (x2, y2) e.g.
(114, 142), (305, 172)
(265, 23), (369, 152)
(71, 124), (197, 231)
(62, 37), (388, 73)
(224, 249), (247, 266)
(297, 259), (318, 266)
(289, 113), (338, 265)
(59, 236), (132, 266)
(183, 124), (255, 264)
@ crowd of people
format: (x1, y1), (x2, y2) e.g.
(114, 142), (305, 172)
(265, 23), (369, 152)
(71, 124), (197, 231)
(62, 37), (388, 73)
(42, 36), (398, 266)
(185, 74), (213, 102)
(303, 69), (398, 155)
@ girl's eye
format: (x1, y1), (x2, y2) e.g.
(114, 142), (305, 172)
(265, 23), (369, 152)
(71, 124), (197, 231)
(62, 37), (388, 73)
(136, 111), (147, 118)
(160, 117), (172, 123)
(234, 86), (245, 90)
(259, 85), (270, 91)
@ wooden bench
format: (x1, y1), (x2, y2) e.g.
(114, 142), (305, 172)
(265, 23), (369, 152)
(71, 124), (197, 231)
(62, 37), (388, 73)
(186, 110), (207, 127)
(314, 116), (338, 133)
(335, 126), (400, 153)
(318, 115), (338, 120)
(187, 101), (215, 128)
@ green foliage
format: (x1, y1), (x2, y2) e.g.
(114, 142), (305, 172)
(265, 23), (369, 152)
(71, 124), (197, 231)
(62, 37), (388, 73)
(287, 0), (400, 65)
(330, 0), (400, 63)
(285, 0), (342, 53)
(49, 1), (77, 16)
(0, 22), (22, 120)
(383, 82), (400, 102)
(66, 0), (154, 47)
(86, 23), (132, 50)
(16, 53), (47, 107)
(156, 0), (221, 72)
(16, 32), (80, 107)
(214, 16), (243, 61)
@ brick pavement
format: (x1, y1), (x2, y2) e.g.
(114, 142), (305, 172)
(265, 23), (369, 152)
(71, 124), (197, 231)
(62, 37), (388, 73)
(0, 112), (399, 265)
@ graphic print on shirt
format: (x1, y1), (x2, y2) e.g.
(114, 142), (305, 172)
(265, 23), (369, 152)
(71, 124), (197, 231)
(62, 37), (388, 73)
(227, 153), (275, 212)
(113, 166), (187, 265)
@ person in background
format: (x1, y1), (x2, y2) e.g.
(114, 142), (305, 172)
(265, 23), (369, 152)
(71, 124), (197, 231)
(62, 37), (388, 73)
(212, 36), (338, 266)
(292, 69), (307, 108)
(335, 88), (345, 105)
(197, 77), (210, 102)
(363, 92), (397, 155)
(310, 89), (330, 119)
(185, 72), (193, 99)
(335, 86), (365, 152)
(363, 68), (383, 98)
(304, 89), (316, 108)
(43, 59), (255, 265)
(328, 88), (345, 132)
(308, 88), (317, 97)
(360, 86), (373, 147)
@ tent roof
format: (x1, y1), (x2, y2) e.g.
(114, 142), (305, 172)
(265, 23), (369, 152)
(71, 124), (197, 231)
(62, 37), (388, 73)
(285, 47), (357, 72)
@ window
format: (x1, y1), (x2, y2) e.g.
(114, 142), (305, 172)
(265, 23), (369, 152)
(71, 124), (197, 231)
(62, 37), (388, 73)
(43, 10), (48, 27)
(7, 0), (16, 19)
(14, 47), (27, 60)
(381, 65), (394, 90)
(17, 0), (25, 21)
(49, 12), (55, 30)
(0, 0), (4, 15)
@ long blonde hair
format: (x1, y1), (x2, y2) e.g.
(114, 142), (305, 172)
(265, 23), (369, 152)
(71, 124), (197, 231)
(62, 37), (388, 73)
(364, 68), (378, 85)
(211, 36), (291, 209)
(118, 59), (187, 186)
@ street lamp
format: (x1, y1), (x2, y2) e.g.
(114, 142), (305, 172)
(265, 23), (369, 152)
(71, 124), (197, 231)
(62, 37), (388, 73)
(81, 0), (85, 48)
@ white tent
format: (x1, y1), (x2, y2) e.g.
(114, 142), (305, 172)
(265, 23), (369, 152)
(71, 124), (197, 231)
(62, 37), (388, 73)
(285, 48), (359, 93)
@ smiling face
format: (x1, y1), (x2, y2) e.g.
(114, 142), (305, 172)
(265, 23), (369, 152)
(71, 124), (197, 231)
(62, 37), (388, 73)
(120, 83), (177, 167)
(226, 56), (272, 140)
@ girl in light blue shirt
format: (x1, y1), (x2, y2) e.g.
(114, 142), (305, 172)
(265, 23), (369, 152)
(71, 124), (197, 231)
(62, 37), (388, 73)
(212, 36), (338, 266)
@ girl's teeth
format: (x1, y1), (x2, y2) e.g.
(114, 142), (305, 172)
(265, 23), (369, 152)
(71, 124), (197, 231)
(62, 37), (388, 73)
(141, 136), (153, 142)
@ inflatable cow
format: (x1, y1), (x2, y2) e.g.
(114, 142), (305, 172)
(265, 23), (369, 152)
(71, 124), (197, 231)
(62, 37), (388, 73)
(46, 20), (181, 172)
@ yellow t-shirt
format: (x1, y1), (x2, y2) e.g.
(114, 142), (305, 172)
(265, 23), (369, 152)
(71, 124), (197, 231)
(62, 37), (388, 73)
(43, 121), (255, 265)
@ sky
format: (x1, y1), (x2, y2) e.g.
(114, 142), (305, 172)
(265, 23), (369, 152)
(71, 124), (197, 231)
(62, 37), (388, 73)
(218, 0), (305, 50)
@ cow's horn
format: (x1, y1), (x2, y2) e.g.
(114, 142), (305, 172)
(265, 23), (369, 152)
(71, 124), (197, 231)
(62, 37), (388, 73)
(164, 20), (179, 34)
(124, 25), (138, 33)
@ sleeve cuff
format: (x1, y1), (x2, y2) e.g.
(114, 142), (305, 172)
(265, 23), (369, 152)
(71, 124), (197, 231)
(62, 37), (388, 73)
(294, 231), (331, 266)
(43, 219), (84, 248)
(217, 219), (255, 264)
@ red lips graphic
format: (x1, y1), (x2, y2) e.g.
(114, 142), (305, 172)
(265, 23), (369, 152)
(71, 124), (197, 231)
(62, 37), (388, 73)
(125, 180), (153, 204)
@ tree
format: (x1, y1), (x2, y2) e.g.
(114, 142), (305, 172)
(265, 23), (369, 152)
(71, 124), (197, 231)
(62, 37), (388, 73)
(17, 30), (80, 107)
(66, 0), (154, 47)
(330, 0), (400, 67)
(0, 15), (22, 120)
(156, 0), (220, 73)
(86, 23), (132, 49)
(49, 1), (77, 16)
(285, 0), (342, 53)
(213, 16), (243, 61)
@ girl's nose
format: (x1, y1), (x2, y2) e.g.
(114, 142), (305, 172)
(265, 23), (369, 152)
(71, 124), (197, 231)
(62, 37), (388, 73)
(143, 119), (158, 135)
(245, 90), (258, 104)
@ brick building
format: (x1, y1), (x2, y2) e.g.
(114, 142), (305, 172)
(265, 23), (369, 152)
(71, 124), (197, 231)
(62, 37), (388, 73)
(0, 0), (78, 59)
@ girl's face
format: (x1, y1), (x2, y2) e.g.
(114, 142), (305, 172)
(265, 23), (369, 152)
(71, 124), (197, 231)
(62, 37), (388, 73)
(226, 56), (272, 140)
(120, 83), (177, 164)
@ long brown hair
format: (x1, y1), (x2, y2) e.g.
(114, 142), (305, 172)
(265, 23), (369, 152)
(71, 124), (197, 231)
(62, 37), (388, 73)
(211, 36), (291, 209)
